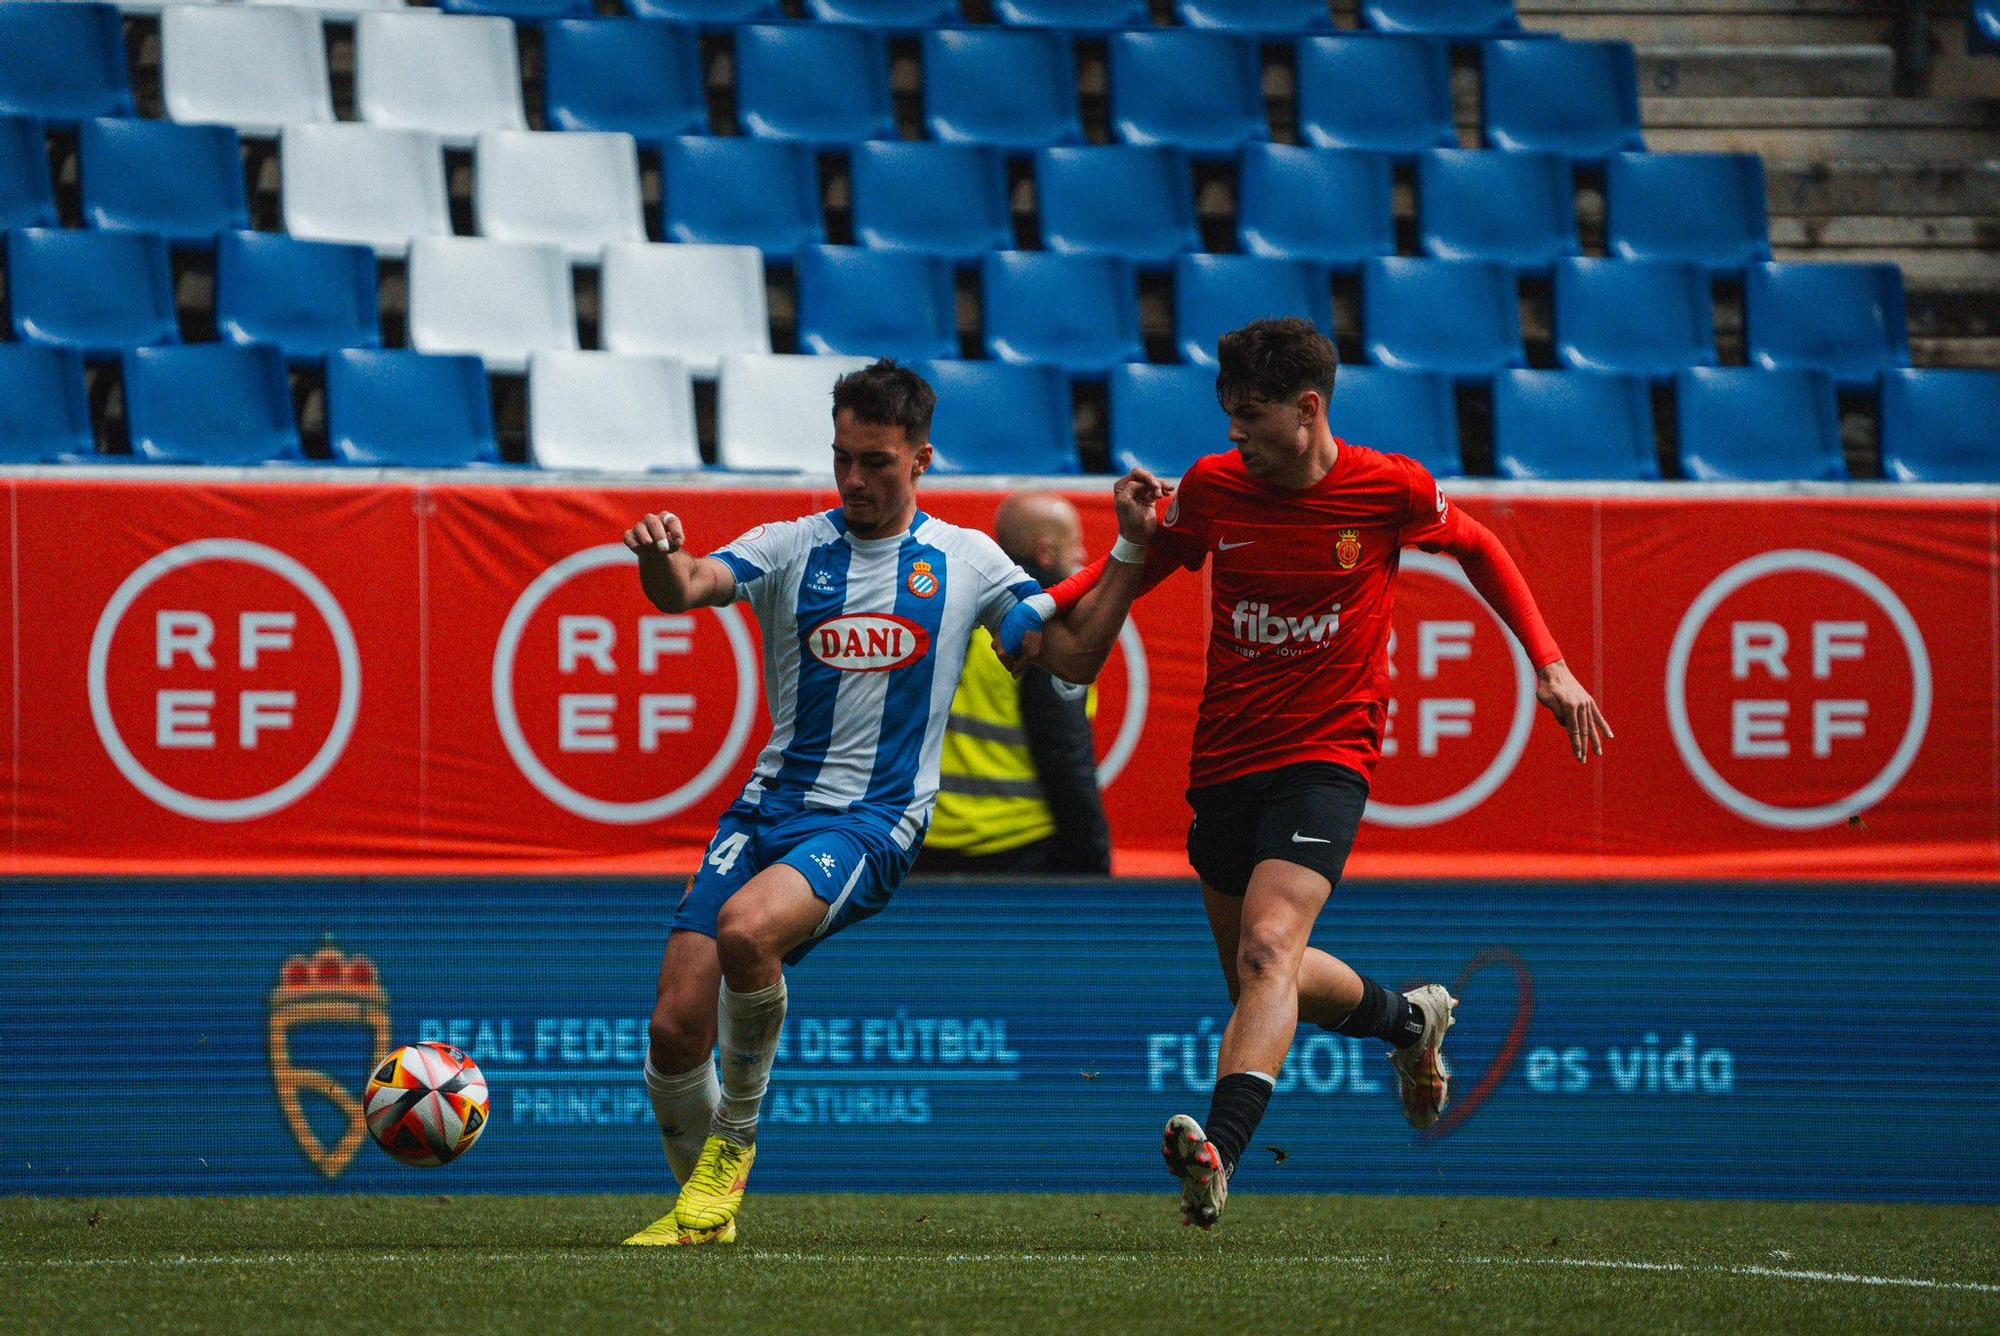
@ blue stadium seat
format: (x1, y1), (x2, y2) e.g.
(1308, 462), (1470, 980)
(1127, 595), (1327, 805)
(1417, 148), (1578, 274)
(662, 137), (822, 253)
(1483, 39), (1644, 162)
(1109, 31), (1267, 158)
(796, 245), (958, 363)
(1493, 369), (1659, 480)
(1362, 258), (1524, 380)
(327, 348), (500, 467)
(6, 228), (179, 360)
(1177, 1), (1333, 33)
(917, 359), (1079, 475)
(80, 119), (248, 251)
(543, 19), (707, 143)
(1296, 35), (1456, 157)
(993, 0), (1150, 30)
(1605, 152), (1770, 275)
(1328, 365), (1462, 477)
(923, 29), (1080, 151)
(851, 141), (1012, 263)
(1036, 146), (1198, 266)
(1174, 253), (1333, 367)
(1363, 0), (1522, 38)
(0, 345), (93, 463)
(807, 0), (962, 23)
(1110, 362), (1225, 477)
(123, 344), (303, 466)
(1553, 258), (1715, 382)
(1676, 367), (1844, 481)
(1974, 2), (2000, 54)
(1745, 261), (1909, 391)
(1880, 369), (2000, 482)
(736, 24), (893, 147)
(0, 3), (134, 125)
(624, 0), (781, 22)
(216, 231), (381, 366)
(0, 115), (55, 230)
(1238, 144), (1395, 269)
(983, 251), (1141, 376)
(438, 0), (594, 18)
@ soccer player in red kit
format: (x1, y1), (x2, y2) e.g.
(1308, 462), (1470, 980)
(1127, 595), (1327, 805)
(1002, 319), (1612, 1229)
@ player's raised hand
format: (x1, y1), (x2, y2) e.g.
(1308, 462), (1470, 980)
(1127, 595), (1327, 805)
(1534, 660), (1613, 763)
(1112, 469), (1173, 543)
(623, 511), (686, 560)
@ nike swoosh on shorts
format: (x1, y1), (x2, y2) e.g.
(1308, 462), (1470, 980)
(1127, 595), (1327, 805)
(1291, 833), (1331, 844)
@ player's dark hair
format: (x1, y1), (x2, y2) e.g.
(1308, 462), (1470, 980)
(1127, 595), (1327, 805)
(1214, 318), (1338, 409)
(832, 359), (936, 445)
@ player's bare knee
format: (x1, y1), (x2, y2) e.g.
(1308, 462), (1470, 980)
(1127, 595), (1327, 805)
(648, 1011), (711, 1072)
(1235, 929), (1301, 987)
(714, 911), (777, 978)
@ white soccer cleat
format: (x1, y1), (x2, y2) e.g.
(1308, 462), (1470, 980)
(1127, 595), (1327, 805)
(1162, 1113), (1229, 1230)
(1390, 984), (1457, 1130)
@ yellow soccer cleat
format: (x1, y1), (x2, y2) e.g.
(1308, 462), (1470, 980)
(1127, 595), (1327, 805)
(676, 1217), (738, 1246)
(672, 1135), (757, 1234)
(621, 1208), (684, 1247)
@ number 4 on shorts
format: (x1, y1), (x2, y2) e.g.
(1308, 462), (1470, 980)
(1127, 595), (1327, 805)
(706, 831), (749, 875)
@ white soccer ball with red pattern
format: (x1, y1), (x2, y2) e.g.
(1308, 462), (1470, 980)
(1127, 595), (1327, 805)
(365, 1042), (490, 1167)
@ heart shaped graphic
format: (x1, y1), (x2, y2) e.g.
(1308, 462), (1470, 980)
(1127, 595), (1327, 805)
(1420, 945), (1536, 1142)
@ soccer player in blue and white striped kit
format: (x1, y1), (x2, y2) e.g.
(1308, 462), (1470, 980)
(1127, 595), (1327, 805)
(619, 361), (1156, 1246)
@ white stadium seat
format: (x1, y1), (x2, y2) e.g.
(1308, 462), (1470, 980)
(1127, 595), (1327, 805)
(249, 0), (406, 15)
(600, 242), (771, 378)
(281, 124), (450, 260)
(474, 130), (645, 264)
(717, 353), (872, 472)
(111, 0), (233, 20)
(528, 351), (701, 472)
(162, 6), (335, 138)
(356, 11), (527, 149)
(408, 237), (577, 375)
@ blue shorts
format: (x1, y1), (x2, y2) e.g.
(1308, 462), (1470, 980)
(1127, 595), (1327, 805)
(672, 802), (916, 965)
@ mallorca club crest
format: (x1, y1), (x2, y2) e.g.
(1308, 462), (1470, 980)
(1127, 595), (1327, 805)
(268, 941), (392, 1180)
(1335, 529), (1362, 570)
(906, 559), (939, 599)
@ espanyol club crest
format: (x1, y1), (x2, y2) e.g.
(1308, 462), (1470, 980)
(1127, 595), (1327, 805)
(906, 559), (939, 599)
(1335, 529), (1362, 569)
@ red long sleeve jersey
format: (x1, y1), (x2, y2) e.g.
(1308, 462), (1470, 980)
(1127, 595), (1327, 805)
(1054, 444), (1562, 792)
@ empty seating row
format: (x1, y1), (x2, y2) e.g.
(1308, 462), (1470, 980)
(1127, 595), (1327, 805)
(9, 343), (1989, 484)
(0, 7), (1641, 162)
(2, 225), (1910, 391)
(1114, 365), (2000, 484)
(0, 114), (1771, 278)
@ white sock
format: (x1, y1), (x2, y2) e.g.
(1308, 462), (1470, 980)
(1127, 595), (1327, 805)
(712, 977), (787, 1147)
(644, 1056), (718, 1185)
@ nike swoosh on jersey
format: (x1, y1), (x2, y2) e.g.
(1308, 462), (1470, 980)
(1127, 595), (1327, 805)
(1290, 832), (1331, 844)
(1217, 539), (1255, 551)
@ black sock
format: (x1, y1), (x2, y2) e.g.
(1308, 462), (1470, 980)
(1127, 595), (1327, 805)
(1204, 1071), (1274, 1176)
(1331, 977), (1427, 1049)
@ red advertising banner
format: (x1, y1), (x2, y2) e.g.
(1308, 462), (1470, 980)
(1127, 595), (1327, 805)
(2, 478), (1994, 881)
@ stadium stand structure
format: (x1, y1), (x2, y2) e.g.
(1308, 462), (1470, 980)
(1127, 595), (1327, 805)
(0, 0), (1990, 479)
(527, 349), (701, 470)
(1493, 367), (1661, 479)
(918, 358), (1081, 474)
(1326, 364), (1464, 478)
(0, 345), (93, 463)
(326, 348), (501, 468)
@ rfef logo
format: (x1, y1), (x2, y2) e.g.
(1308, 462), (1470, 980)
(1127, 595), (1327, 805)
(268, 942), (391, 1181)
(807, 614), (930, 672)
(494, 545), (759, 825)
(87, 539), (361, 822)
(1368, 552), (1534, 828)
(1666, 550), (1931, 829)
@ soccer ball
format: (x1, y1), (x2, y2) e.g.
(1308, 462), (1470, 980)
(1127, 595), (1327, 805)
(365, 1042), (490, 1167)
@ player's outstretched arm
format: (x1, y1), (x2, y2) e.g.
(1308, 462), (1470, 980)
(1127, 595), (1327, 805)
(999, 470), (1172, 683)
(623, 510), (735, 613)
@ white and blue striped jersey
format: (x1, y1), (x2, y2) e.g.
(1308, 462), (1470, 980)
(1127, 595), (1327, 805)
(709, 509), (1046, 849)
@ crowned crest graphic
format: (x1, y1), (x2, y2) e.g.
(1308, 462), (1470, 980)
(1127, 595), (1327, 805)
(268, 941), (392, 1180)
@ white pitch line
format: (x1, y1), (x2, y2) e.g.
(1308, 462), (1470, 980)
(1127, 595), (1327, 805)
(5, 1252), (1997, 1295)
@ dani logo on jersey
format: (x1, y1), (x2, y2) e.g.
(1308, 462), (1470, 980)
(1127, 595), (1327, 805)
(807, 613), (932, 672)
(1229, 600), (1342, 653)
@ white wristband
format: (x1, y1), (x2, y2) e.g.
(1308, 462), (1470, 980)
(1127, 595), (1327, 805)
(1111, 536), (1149, 565)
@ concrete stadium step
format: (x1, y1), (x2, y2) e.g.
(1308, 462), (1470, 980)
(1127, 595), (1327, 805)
(1765, 160), (2000, 216)
(1641, 95), (2000, 159)
(1637, 44), (1895, 97)
(1769, 216), (1998, 248)
(1769, 246), (2000, 292)
(1520, 0), (1952, 47)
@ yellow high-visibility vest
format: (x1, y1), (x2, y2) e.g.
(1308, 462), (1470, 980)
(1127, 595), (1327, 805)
(928, 627), (1096, 856)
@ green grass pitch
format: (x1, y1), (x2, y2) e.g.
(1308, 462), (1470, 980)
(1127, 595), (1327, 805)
(4, 1194), (1995, 1333)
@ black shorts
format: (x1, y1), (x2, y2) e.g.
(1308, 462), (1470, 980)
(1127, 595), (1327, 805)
(1185, 762), (1369, 898)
